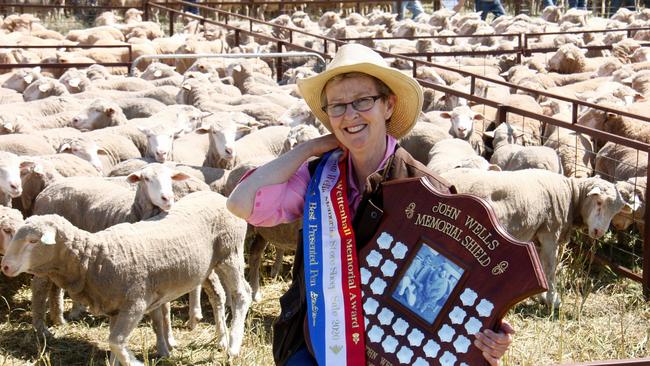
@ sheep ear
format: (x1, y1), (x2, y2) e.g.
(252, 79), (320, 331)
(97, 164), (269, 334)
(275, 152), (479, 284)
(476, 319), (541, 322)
(97, 147), (109, 156)
(126, 172), (142, 184)
(483, 130), (495, 138)
(439, 112), (452, 119)
(171, 171), (191, 181)
(104, 107), (115, 116)
(634, 93), (645, 103)
(40, 228), (56, 245)
(587, 186), (602, 197)
(33, 66), (41, 73)
(473, 113), (484, 120)
(195, 124), (211, 134)
(153, 69), (162, 77)
(23, 73), (34, 84)
(3, 122), (14, 131)
(58, 142), (71, 153)
(38, 83), (51, 92)
(181, 82), (192, 91)
(488, 164), (501, 171)
(68, 78), (80, 87)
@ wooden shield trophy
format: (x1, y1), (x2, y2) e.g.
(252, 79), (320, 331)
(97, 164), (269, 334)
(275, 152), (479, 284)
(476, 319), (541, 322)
(359, 177), (547, 366)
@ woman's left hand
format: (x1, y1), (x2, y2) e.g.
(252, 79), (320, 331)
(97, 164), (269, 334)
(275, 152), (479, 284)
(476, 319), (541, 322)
(474, 320), (515, 366)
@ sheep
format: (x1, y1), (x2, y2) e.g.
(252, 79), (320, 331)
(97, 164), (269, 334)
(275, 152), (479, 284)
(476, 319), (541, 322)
(30, 164), (210, 332)
(543, 123), (595, 178)
(22, 77), (69, 101)
(1, 67), (43, 92)
(441, 168), (635, 306)
(140, 62), (181, 81)
(2, 109), (80, 133)
(108, 158), (230, 187)
(0, 96), (77, 121)
(611, 176), (645, 234)
(595, 142), (647, 182)
(0, 205), (23, 255)
(58, 134), (141, 173)
(578, 99), (650, 146)
(73, 85), (179, 106)
(0, 151), (34, 207)
(281, 124), (322, 154)
(71, 99), (128, 130)
(439, 106), (487, 156)
(426, 138), (495, 174)
(547, 44), (592, 74)
(398, 122), (452, 165)
(19, 154), (101, 216)
(2, 190), (252, 364)
(0, 134), (56, 156)
(486, 123), (562, 173)
(277, 99), (328, 134)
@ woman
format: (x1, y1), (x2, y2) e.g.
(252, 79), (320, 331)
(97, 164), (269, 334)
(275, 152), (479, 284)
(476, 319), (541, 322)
(227, 43), (514, 365)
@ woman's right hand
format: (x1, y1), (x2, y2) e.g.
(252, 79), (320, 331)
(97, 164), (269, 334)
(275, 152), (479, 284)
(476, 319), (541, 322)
(304, 133), (342, 157)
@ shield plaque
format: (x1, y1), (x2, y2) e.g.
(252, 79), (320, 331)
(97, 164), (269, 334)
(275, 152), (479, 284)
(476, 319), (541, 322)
(359, 177), (547, 366)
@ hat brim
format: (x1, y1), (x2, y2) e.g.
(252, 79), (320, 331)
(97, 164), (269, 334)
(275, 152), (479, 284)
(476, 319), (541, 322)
(297, 62), (423, 139)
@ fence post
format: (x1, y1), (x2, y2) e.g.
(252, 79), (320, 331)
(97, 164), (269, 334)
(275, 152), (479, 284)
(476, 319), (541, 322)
(496, 104), (507, 125)
(169, 10), (174, 36)
(642, 155), (650, 300)
(143, 0), (149, 21)
(276, 42), (283, 82)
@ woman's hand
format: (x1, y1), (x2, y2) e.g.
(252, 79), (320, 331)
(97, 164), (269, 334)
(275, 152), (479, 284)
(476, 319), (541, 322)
(303, 133), (343, 157)
(474, 320), (515, 366)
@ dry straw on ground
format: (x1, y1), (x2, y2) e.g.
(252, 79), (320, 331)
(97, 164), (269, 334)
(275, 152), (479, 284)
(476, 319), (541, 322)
(1, 246), (649, 366)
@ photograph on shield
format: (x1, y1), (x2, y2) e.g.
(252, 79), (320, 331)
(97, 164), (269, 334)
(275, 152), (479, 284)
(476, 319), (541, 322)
(392, 244), (464, 324)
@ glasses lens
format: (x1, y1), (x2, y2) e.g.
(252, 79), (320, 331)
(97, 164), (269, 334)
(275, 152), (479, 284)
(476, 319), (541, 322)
(352, 97), (376, 112)
(327, 104), (346, 117)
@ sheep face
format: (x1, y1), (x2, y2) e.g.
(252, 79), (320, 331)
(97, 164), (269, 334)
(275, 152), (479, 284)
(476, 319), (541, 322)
(0, 153), (30, 198)
(1, 216), (58, 277)
(196, 121), (237, 162)
(611, 179), (644, 230)
(140, 128), (176, 163)
(579, 179), (629, 239)
(0, 207), (23, 255)
(72, 100), (120, 131)
(127, 164), (190, 211)
(441, 106), (483, 139)
(58, 139), (104, 172)
(278, 101), (314, 127)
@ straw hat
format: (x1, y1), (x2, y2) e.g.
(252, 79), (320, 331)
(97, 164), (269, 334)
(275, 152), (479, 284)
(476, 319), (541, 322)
(297, 43), (423, 139)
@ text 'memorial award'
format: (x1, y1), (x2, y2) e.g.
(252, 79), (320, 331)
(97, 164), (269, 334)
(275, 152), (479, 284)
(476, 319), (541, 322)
(359, 177), (547, 366)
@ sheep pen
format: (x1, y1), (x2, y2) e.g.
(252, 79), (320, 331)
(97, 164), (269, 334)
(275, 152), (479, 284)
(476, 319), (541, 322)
(1, 4), (650, 366)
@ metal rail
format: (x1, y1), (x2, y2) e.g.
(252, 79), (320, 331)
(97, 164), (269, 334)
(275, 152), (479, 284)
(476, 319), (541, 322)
(0, 44), (133, 71)
(129, 51), (326, 77)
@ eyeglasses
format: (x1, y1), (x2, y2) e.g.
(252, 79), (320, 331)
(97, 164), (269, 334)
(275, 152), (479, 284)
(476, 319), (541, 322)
(321, 95), (383, 117)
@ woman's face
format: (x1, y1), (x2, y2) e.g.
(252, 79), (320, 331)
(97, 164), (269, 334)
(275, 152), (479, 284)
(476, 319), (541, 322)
(324, 75), (395, 155)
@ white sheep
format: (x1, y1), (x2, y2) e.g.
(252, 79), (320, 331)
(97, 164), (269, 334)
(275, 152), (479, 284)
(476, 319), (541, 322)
(595, 141), (647, 182)
(439, 106), (486, 156)
(426, 139), (495, 174)
(2, 190), (252, 364)
(441, 168), (636, 306)
(197, 124), (289, 169)
(399, 122), (452, 165)
(486, 123), (562, 173)
(30, 164), (209, 334)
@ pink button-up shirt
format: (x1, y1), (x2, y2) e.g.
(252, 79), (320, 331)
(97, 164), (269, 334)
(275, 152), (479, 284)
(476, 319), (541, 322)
(246, 135), (398, 227)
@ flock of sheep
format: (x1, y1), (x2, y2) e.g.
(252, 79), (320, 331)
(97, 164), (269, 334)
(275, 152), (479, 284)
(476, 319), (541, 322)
(0, 3), (648, 365)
